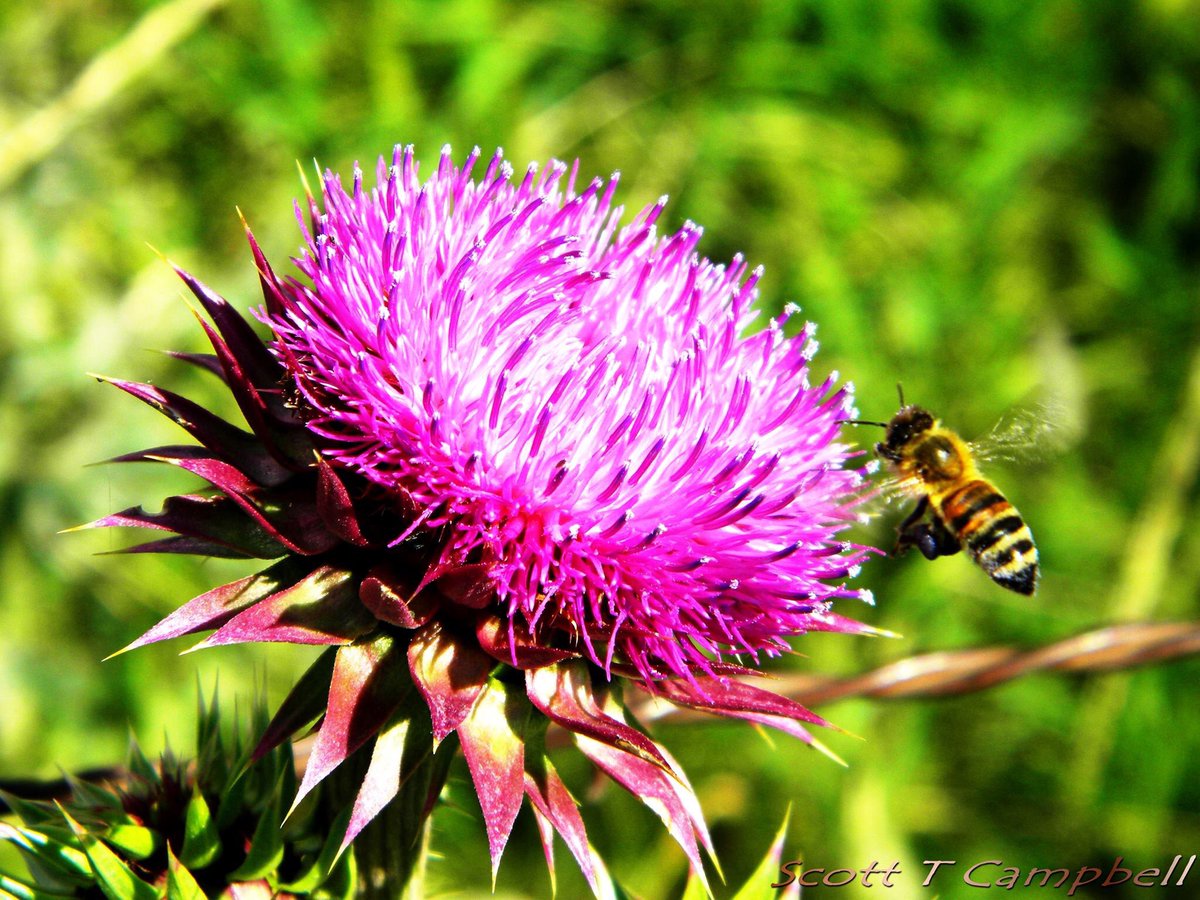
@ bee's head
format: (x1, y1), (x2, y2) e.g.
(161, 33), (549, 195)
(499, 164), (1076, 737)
(877, 405), (935, 460)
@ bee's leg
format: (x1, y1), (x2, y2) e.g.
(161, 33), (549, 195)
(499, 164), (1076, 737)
(902, 518), (960, 561)
(893, 497), (930, 557)
(895, 499), (963, 560)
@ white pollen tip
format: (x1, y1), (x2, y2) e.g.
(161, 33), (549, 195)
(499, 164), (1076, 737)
(500, 162), (514, 179)
(568, 524), (580, 538)
(859, 589), (876, 606)
(857, 513), (872, 524)
(699, 556), (715, 565)
(830, 369), (840, 382)
(728, 579), (740, 590)
(657, 194), (669, 206)
(440, 143), (452, 155)
(865, 459), (881, 474)
(783, 302), (801, 316)
(527, 161), (539, 173)
(848, 565), (862, 578)
(845, 380), (856, 395)
(472, 144), (481, 155)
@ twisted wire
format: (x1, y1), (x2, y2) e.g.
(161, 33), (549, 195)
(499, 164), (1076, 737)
(630, 620), (1200, 725)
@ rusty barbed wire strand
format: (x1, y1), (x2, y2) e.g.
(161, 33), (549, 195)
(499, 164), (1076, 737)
(627, 620), (1200, 727)
(3, 621), (1198, 811)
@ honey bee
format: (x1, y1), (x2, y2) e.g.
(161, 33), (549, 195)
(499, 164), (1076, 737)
(850, 389), (1040, 595)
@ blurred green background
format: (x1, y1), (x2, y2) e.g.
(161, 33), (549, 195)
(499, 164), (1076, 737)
(2, 0), (1199, 896)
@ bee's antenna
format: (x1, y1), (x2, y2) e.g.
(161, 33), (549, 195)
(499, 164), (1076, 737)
(841, 419), (888, 428)
(896, 382), (906, 407)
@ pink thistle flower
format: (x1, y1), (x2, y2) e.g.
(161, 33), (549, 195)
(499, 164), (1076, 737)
(87, 145), (878, 894)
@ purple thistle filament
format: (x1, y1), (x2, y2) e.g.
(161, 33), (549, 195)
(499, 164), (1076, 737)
(270, 144), (872, 682)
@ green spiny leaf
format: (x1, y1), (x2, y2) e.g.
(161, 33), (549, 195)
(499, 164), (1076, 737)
(682, 869), (709, 900)
(0, 871), (77, 900)
(57, 806), (158, 900)
(103, 824), (159, 861)
(0, 792), (55, 829)
(179, 792), (221, 870)
(731, 812), (792, 900)
(0, 823), (92, 885)
(312, 846), (357, 900)
(227, 790), (283, 881)
(65, 776), (122, 812)
(215, 769), (246, 833)
(125, 735), (159, 786)
(276, 806), (352, 894)
(166, 846), (207, 900)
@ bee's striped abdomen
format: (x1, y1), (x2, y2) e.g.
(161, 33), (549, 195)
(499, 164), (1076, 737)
(938, 479), (1039, 595)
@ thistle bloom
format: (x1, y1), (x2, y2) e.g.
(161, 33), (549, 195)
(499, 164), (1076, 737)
(91, 145), (876, 893)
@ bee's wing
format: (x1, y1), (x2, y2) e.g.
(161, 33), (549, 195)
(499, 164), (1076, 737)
(969, 401), (1075, 464)
(854, 466), (925, 523)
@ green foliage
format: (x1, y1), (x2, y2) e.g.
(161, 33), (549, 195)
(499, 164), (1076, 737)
(2, 0), (1199, 897)
(0, 695), (354, 898)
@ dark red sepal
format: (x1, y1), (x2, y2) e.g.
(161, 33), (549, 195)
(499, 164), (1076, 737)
(577, 734), (712, 891)
(86, 494), (286, 559)
(109, 446), (337, 556)
(359, 565), (435, 629)
(649, 677), (830, 729)
(315, 456), (372, 547)
(175, 267), (284, 398)
(526, 661), (671, 773)
(252, 647), (337, 761)
(524, 755), (604, 895)
(424, 562), (495, 609)
(107, 536), (256, 558)
(456, 678), (528, 879)
(291, 633), (412, 811)
(112, 558), (312, 656)
(341, 697), (435, 852)
(242, 224), (290, 319)
(408, 622), (495, 745)
(196, 565), (375, 648)
(163, 351), (226, 381)
(99, 376), (290, 487)
(476, 614), (579, 669)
